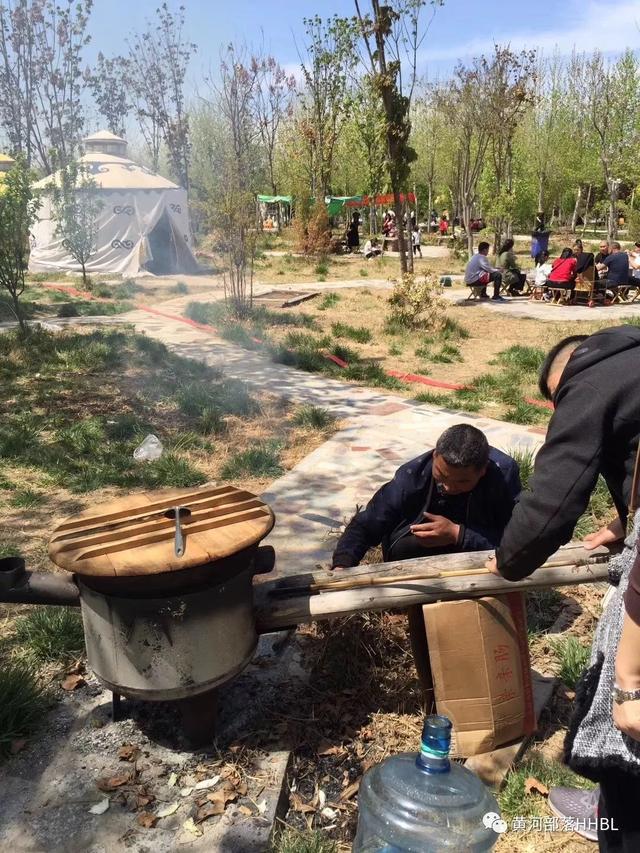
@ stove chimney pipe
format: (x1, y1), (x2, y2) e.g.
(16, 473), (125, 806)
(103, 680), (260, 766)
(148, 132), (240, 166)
(0, 556), (80, 606)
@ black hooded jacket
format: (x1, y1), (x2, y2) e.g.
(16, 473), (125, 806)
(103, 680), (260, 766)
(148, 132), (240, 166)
(497, 325), (640, 581)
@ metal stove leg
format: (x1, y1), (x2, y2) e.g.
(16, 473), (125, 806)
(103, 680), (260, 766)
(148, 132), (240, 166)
(112, 692), (122, 721)
(178, 688), (218, 748)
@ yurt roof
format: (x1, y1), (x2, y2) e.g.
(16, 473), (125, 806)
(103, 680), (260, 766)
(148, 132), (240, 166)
(0, 153), (15, 163)
(33, 139), (180, 192)
(84, 130), (127, 144)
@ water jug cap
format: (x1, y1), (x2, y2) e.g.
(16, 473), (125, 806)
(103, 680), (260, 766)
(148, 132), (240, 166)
(416, 714), (452, 774)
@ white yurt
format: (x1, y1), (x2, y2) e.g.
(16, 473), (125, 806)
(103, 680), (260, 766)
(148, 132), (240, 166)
(29, 130), (200, 276)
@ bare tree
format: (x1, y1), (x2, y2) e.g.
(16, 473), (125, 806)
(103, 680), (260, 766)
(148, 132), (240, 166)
(203, 45), (262, 317)
(582, 50), (640, 239)
(354, 0), (441, 274)
(483, 45), (536, 250)
(50, 153), (103, 286)
(86, 51), (130, 137)
(127, 3), (196, 189)
(298, 14), (357, 200)
(436, 59), (493, 258)
(253, 55), (296, 196)
(0, 0), (93, 171)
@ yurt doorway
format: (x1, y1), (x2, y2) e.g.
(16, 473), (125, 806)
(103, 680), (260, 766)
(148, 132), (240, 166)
(145, 211), (178, 274)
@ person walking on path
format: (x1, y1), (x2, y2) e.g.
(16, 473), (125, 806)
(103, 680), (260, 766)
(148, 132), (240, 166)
(486, 326), (640, 850)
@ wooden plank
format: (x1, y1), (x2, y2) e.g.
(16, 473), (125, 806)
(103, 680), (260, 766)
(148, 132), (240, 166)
(254, 550), (613, 634)
(464, 672), (556, 787)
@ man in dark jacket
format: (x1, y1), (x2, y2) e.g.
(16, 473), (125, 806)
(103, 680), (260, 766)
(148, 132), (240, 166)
(492, 325), (640, 581)
(332, 423), (521, 570)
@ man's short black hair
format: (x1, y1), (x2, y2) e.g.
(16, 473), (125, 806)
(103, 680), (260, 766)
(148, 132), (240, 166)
(435, 424), (489, 469)
(478, 241), (490, 254)
(538, 334), (589, 400)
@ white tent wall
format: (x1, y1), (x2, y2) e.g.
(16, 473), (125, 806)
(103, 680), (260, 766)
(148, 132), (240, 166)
(29, 187), (199, 277)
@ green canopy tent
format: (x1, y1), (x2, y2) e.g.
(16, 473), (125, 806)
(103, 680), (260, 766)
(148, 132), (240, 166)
(257, 194), (292, 231)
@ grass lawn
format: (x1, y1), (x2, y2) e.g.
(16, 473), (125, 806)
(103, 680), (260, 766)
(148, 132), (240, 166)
(0, 325), (336, 755)
(184, 287), (629, 425)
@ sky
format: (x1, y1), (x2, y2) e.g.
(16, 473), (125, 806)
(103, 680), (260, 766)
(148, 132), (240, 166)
(88, 0), (640, 86)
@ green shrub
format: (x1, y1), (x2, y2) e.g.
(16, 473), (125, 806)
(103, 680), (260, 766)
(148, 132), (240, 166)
(14, 607), (85, 664)
(292, 405), (335, 429)
(550, 635), (591, 688)
(330, 321), (372, 343)
(432, 344), (462, 363)
(503, 400), (549, 425)
(413, 390), (454, 407)
(318, 292), (340, 311)
(0, 662), (48, 758)
(496, 345), (546, 374)
(314, 258), (329, 276)
(387, 272), (447, 331)
(220, 443), (283, 480)
(441, 317), (470, 340)
(173, 281), (189, 294)
(57, 302), (79, 318)
(9, 489), (46, 508)
(359, 268), (368, 277)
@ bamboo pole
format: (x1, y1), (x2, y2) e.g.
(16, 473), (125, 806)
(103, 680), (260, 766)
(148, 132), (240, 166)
(254, 542), (616, 634)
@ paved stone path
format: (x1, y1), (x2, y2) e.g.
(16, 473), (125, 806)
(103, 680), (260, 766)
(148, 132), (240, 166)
(444, 288), (640, 321)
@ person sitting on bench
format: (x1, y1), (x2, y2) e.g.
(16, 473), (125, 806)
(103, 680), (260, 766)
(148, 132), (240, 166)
(572, 239), (595, 280)
(464, 241), (503, 300)
(546, 248), (577, 298)
(497, 238), (526, 295)
(597, 241), (630, 296)
(331, 424), (521, 571)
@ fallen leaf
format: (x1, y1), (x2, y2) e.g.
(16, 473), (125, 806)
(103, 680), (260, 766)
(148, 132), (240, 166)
(237, 805), (253, 816)
(316, 790), (326, 810)
(97, 773), (131, 792)
(317, 741), (342, 756)
(118, 744), (140, 762)
(156, 802), (179, 818)
(61, 674), (85, 691)
(136, 793), (154, 809)
(321, 806), (337, 820)
(524, 777), (549, 797)
(183, 817), (203, 837)
(257, 799), (267, 815)
(88, 798), (110, 815)
(235, 781), (248, 797)
(168, 772), (178, 787)
(290, 793), (316, 814)
(10, 739), (27, 754)
(194, 775), (220, 791)
(66, 660), (85, 675)
(180, 787), (193, 797)
(137, 811), (157, 828)
(207, 784), (237, 806)
(196, 800), (225, 822)
(339, 779), (361, 802)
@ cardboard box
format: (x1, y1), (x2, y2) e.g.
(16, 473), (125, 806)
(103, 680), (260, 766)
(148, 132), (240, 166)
(423, 593), (535, 757)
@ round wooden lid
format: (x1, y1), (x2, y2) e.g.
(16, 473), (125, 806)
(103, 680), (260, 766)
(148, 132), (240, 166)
(48, 485), (275, 577)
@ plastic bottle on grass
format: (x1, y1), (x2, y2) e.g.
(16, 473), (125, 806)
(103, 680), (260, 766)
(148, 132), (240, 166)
(353, 715), (502, 852)
(133, 434), (163, 462)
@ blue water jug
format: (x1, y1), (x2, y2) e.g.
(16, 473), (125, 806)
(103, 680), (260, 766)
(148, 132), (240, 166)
(353, 715), (502, 851)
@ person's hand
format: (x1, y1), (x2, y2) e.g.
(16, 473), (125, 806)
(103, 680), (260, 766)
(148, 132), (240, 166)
(410, 513), (459, 547)
(583, 517), (625, 550)
(486, 555), (501, 576)
(613, 697), (640, 742)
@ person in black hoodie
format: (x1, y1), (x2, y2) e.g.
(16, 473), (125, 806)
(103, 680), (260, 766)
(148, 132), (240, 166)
(487, 326), (640, 850)
(332, 423), (521, 569)
(490, 325), (640, 581)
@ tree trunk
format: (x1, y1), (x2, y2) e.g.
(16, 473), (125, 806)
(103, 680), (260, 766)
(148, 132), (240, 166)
(81, 262), (88, 288)
(607, 177), (620, 241)
(427, 183), (432, 225)
(392, 187), (408, 274)
(571, 185), (583, 233)
(464, 201), (474, 259)
(581, 185), (593, 238)
(10, 289), (28, 336)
